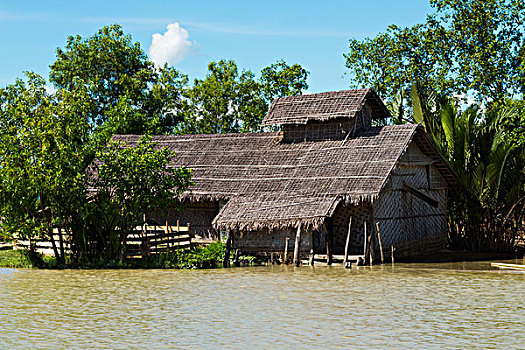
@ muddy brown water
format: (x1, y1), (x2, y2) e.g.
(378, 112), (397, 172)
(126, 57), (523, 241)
(0, 261), (524, 349)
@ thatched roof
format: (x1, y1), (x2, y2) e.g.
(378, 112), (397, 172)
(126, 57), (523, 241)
(262, 88), (391, 126)
(113, 123), (460, 231)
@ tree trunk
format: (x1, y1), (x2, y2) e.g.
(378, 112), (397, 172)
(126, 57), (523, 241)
(223, 230), (233, 267)
(57, 226), (66, 265)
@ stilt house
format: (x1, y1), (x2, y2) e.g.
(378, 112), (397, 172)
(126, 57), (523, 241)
(115, 89), (461, 262)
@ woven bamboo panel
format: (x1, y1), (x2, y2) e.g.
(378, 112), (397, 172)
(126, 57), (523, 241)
(399, 142), (432, 163)
(374, 189), (446, 218)
(391, 165), (429, 190)
(430, 166), (447, 189)
(282, 118), (356, 142)
(330, 203), (372, 255)
(233, 228), (312, 255)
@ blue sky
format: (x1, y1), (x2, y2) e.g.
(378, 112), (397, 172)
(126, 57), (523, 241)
(0, 0), (432, 92)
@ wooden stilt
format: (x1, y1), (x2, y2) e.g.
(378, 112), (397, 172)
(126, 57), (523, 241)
(324, 223), (332, 265)
(343, 217), (352, 267)
(58, 226), (65, 264)
(364, 221), (372, 265)
(368, 221), (375, 265)
(376, 222), (384, 264)
(391, 245), (395, 264)
(293, 225), (302, 267)
(309, 249), (315, 266)
(284, 237), (289, 264)
(363, 221), (368, 264)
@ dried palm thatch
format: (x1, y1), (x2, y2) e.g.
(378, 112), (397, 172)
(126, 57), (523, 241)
(113, 124), (461, 232)
(261, 88), (391, 126)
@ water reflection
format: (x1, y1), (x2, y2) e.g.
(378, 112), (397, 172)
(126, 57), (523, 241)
(0, 261), (523, 349)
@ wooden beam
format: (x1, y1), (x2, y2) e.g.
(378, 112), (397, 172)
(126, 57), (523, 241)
(293, 225), (302, 267)
(364, 221), (373, 265)
(391, 245), (395, 264)
(234, 249), (240, 267)
(402, 182), (439, 207)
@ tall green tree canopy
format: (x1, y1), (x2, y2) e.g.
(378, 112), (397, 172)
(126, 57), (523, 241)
(49, 24), (188, 136)
(48, 24), (309, 137)
(177, 59), (309, 134)
(345, 0), (525, 115)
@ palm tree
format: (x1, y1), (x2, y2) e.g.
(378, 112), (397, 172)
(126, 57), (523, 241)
(408, 83), (524, 252)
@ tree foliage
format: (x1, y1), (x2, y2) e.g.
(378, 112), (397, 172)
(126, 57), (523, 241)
(79, 136), (192, 262)
(345, 0), (525, 121)
(49, 24), (188, 136)
(176, 59), (309, 134)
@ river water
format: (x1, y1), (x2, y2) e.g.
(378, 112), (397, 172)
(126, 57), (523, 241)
(0, 261), (523, 349)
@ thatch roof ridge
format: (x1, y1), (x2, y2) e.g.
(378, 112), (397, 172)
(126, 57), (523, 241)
(113, 131), (278, 142)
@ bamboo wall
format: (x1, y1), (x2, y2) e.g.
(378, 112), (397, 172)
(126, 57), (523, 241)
(372, 143), (448, 256)
(233, 228), (313, 256)
(329, 203), (372, 255)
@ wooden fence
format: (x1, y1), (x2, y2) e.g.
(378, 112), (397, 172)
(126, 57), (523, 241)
(13, 222), (192, 258)
(126, 221), (192, 258)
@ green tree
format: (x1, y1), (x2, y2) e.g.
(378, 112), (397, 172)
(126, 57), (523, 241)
(49, 24), (187, 136)
(0, 73), (89, 263)
(260, 60), (309, 101)
(177, 59), (309, 134)
(345, 0), (525, 115)
(79, 136), (192, 263)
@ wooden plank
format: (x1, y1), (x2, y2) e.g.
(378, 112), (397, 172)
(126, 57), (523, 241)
(391, 245), (395, 264)
(402, 182), (439, 207)
(132, 225), (190, 232)
(324, 223), (332, 266)
(223, 230), (232, 267)
(315, 254), (364, 262)
(491, 263), (525, 270)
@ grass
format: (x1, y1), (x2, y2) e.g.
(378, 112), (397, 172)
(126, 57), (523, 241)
(0, 247), (56, 268)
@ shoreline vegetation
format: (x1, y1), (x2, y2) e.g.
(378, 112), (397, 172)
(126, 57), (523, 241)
(0, 242), (258, 270)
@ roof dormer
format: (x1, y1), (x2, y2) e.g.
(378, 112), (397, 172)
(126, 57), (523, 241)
(263, 88), (391, 142)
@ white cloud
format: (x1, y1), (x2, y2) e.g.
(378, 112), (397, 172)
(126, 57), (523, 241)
(149, 22), (195, 67)
(44, 84), (57, 95)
